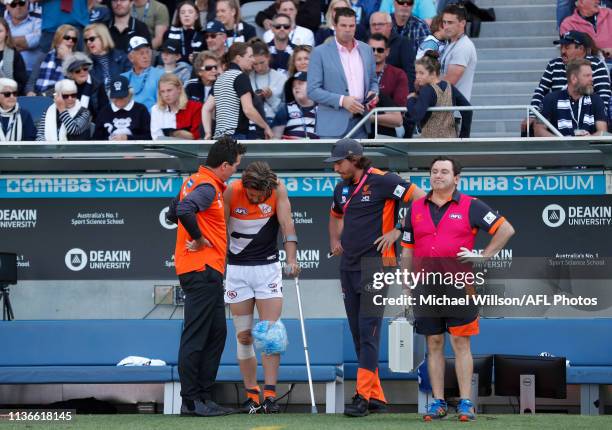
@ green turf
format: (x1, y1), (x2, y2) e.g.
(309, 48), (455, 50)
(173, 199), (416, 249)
(3, 413), (612, 430)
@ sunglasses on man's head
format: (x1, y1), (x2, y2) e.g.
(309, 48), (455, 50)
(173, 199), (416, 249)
(63, 35), (78, 43)
(273, 24), (291, 30)
(61, 93), (78, 100)
(9, 1), (27, 7)
(202, 65), (218, 71)
(1, 91), (17, 97)
(371, 47), (385, 54)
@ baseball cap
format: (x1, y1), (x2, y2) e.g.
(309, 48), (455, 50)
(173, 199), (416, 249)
(554, 31), (588, 46)
(127, 36), (150, 52)
(66, 57), (93, 74)
(109, 76), (130, 98)
(160, 39), (181, 54)
(284, 71), (307, 101)
(324, 138), (363, 163)
(205, 20), (225, 33)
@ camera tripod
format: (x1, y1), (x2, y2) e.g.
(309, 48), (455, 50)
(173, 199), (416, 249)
(1, 283), (14, 321)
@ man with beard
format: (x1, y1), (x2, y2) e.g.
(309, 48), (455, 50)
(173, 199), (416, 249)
(535, 58), (608, 136)
(524, 31), (610, 134)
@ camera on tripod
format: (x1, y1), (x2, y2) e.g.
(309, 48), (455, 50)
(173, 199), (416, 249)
(0, 252), (17, 320)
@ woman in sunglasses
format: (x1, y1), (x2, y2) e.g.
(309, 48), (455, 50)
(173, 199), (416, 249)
(0, 18), (27, 95)
(83, 23), (132, 94)
(185, 50), (219, 103)
(27, 25), (78, 96)
(62, 52), (109, 122)
(36, 79), (92, 141)
(0, 78), (35, 141)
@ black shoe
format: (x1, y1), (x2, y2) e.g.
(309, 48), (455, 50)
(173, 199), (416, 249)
(344, 394), (369, 417)
(262, 397), (281, 414)
(368, 398), (389, 414)
(240, 398), (262, 414)
(181, 399), (234, 417)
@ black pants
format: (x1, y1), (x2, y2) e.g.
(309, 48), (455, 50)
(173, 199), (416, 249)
(341, 270), (383, 371)
(178, 267), (227, 401)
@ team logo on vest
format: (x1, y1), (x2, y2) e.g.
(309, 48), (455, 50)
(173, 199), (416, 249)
(234, 207), (248, 215)
(159, 207), (177, 230)
(542, 204), (566, 228)
(258, 203), (272, 215)
(65, 248), (131, 271)
(342, 187), (349, 195)
(0, 209), (37, 229)
(361, 185), (371, 202)
(449, 213), (463, 220)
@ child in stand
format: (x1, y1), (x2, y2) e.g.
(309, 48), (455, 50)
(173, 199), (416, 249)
(157, 39), (193, 84)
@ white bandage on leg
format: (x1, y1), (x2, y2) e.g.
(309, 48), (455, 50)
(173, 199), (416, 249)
(233, 314), (255, 360)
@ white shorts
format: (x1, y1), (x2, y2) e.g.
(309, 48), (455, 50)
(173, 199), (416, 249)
(224, 262), (283, 304)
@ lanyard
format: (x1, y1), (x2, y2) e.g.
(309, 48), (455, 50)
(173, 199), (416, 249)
(376, 64), (386, 87)
(342, 167), (372, 213)
(132, 1), (151, 21)
(569, 96), (584, 129)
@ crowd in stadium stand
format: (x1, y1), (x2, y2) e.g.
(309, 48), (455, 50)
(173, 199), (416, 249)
(0, 0), (609, 141)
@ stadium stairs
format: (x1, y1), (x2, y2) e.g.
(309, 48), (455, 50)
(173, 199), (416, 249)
(471, 0), (557, 137)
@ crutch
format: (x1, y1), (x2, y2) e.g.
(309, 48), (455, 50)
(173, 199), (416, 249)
(294, 276), (318, 414)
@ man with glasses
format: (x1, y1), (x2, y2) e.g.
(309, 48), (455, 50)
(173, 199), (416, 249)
(108, 0), (151, 54)
(4, 0), (41, 73)
(267, 13), (296, 74)
(203, 20), (228, 62)
(186, 51), (220, 103)
(390, 0), (430, 54)
(369, 11), (416, 91)
(262, 0), (314, 47)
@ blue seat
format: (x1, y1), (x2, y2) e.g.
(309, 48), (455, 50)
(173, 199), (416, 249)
(17, 96), (53, 126)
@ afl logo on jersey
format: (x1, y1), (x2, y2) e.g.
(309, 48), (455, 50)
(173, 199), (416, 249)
(258, 203), (272, 215)
(234, 207), (248, 215)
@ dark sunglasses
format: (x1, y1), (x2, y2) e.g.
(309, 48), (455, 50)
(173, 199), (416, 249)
(395, 0), (414, 5)
(61, 93), (78, 100)
(205, 33), (221, 39)
(1, 91), (17, 97)
(72, 66), (90, 74)
(63, 35), (78, 43)
(85, 36), (98, 43)
(9, 1), (26, 7)
(371, 47), (385, 54)
(273, 24), (291, 30)
(201, 65), (218, 71)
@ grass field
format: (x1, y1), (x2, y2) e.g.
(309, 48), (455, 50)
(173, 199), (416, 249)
(3, 413), (612, 430)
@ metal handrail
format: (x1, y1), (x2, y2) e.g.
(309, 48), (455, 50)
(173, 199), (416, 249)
(345, 105), (563, 139)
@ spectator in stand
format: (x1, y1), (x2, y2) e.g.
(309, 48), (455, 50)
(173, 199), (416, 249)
(203, 19), (227, 61)
(4, 0), (41, 73)
(63, 52), (109, 121)
(216, 0), (255, 45)
(416, 14), (446, 59)
(0, 77), (35, 141)
(27, 24), (77, 95)
(84, 23), (132, 93)
(0, 17), (26, 94)
(407, 51), (472, 138)
(389, 0), (430, 54)
(36, 79), (92, 141)
(440, 4), (477, 101)
(195, 0), (216, 25)
(132, 0), (169, 50)
(272, 71), (318, 138)
(256, 0), (320, 33)
(561, 0), (612, 67)
(263, 0), (314, 46)
(369, 12), (416, 90)
(108, 0), (151, 54)
(121, 36), (165, 110)
(248, 40), (287, 124)
(382, 0), (437, 24)
(89, 0), (112, 25)
(165, 0), (205, 64)
(287, 44), (310, 75)
(202, 42), (273, 139)
(307, 7), (378, 138)
(369, 33), (408, 108)
(156, 39), (192, 83)
(315, 0), (367, 46)
(524, 31), (611, 133)
(36, 0), (89, 53)
(268, 13), (296, 74)
(536, 58), (608, 136)
(151, 73), (203, 139)
(93, 75), (151, 140)
(185, 50), (219, 103)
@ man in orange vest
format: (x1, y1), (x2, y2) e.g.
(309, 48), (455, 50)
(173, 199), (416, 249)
(166, 136), (246, 416)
